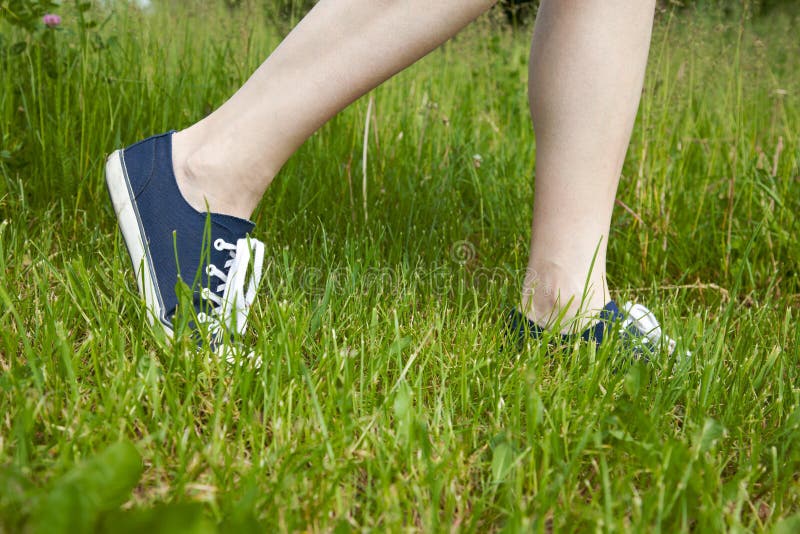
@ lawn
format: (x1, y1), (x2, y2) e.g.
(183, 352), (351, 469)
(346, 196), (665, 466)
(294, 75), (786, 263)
(1, 1), (799, 532)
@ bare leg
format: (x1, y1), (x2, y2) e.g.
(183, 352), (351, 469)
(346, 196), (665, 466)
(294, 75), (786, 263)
(521, 0), (656, 331)
(172, 0), (496, 218)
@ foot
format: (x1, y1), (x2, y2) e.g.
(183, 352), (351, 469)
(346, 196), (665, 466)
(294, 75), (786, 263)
(105, 131), (265, 352)
(507, 300), (687, 360)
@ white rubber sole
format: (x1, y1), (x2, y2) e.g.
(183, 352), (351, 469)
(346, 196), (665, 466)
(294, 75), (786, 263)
(105, 150), (174, 337)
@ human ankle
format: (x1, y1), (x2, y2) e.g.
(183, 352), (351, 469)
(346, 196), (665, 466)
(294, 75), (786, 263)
(520, 268), (608, 333)
(172, 131), (265, 219)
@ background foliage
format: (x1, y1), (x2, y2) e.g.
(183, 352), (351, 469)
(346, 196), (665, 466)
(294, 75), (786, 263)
(0, 0), (798, 531)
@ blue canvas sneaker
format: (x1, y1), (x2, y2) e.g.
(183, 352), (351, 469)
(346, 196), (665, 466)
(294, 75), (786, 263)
(507, 300), (686, 360)
(105, 131), (265, 350)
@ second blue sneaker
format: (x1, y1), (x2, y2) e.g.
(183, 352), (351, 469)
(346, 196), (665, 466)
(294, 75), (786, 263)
(105, 131), (265, 350)
(507, 300), (687, 361)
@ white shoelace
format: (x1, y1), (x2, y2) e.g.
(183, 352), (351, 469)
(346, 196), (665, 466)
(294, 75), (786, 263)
(621, 301), (678, 356)
(197, 236), (265, 341)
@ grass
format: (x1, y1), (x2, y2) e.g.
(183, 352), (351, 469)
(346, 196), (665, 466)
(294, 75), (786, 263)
(1, 1), (799, 531)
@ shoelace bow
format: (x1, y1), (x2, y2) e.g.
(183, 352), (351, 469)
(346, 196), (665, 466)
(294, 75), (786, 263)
(197, 237), (265, 340)
(620, 301), (678, 356)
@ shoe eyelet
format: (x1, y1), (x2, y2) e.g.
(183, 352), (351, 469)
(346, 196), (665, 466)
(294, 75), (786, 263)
(214, 238), (225, 251)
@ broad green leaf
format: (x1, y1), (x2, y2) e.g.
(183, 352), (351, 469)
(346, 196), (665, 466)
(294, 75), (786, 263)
(773, 513), (800, 534)
(28, 441), (143, 534)
(98, 503), (216, 534)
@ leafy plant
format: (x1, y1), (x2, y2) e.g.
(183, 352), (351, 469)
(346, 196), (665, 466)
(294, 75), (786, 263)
(0, 442), (262, 533)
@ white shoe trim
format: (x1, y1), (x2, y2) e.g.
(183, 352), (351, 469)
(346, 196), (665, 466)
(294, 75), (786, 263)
(105, 149), (173, 337)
